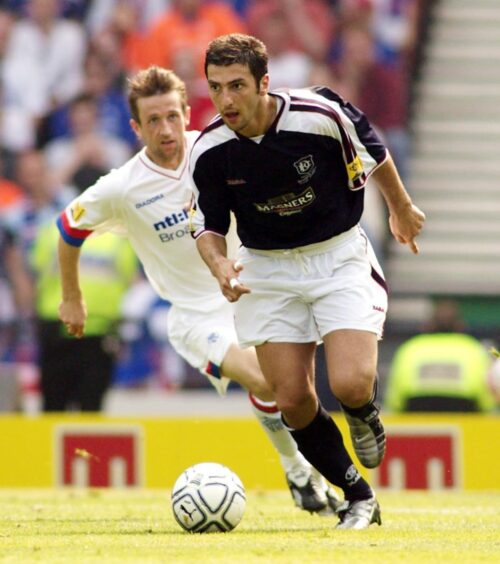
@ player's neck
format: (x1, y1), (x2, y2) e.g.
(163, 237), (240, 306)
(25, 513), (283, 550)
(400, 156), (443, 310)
(241, 95), (277, 138)
(145, 146), (184, 171)
(263, 95), (278, 132)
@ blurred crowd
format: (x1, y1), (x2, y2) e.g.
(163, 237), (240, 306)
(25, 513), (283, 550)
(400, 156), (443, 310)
(0, 0), (423, 410)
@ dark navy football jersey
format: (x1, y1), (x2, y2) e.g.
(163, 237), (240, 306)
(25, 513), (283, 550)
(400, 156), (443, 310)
(190, 86), (387, 250)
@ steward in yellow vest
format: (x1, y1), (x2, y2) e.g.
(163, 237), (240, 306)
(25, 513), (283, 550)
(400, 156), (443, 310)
(31, 224), (138, 411)
(385, 333), (495, 412)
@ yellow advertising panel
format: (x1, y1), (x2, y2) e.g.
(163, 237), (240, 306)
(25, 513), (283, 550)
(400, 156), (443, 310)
(0, 414), (498, 490)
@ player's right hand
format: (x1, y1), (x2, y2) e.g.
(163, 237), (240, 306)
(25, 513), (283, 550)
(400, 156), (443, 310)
(220, 260), (251, 303)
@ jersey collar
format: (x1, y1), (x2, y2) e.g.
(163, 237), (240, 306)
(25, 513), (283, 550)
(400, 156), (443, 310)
(267, 91), (289, 135)
(138, 140), (188, 180)
(234, 91), (289, 142)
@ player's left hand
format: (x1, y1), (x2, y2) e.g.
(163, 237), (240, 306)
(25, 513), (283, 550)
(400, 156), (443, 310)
(58, 298), (87, 338)
(389, 203), (426, 254)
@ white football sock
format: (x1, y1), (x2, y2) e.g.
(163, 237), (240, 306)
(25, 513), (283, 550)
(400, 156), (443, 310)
(248, 393), (313, 476)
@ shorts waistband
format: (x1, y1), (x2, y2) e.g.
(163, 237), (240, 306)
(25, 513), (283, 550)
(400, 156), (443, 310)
(247, 225), (360, 258)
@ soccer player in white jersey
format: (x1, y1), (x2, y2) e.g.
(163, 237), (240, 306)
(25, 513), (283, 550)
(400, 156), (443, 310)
(190, 34), (426, 529)
(56, 66), (339, 515)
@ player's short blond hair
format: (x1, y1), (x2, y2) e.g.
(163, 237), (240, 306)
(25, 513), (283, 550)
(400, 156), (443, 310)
(128, 66), (188, 123)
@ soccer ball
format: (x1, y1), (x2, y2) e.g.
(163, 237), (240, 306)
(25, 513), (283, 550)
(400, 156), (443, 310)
(171, 462), (246, 533)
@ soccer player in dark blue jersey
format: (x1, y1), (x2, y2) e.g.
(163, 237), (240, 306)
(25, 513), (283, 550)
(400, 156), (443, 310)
(190, 33), (425, 529)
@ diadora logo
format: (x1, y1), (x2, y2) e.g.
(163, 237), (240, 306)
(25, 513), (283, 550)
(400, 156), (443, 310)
(371, 426), (461, 490)
(135, 194), (164, 209)
(54, 424), (143, 487)
(293, 155), (316, 184)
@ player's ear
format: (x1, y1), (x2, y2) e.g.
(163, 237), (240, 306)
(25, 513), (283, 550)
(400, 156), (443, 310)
(259, 74), (269, 96)
(184, 105), (191, 127)
(130, 118), (142, 141)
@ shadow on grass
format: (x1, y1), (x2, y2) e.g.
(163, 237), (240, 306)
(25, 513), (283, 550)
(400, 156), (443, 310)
(2, 518), (331, 536)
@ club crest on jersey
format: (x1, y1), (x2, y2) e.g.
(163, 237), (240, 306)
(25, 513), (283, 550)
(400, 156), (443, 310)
(293, 154), (316, 184)
(207, 332), (220, 344)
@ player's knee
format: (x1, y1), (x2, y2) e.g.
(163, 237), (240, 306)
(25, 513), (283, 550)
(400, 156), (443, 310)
(277, 389), (316, 419)
(332, 368), (376, 408)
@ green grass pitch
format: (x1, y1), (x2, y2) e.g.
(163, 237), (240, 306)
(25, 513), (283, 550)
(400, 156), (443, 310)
(0, 489), (498, 563)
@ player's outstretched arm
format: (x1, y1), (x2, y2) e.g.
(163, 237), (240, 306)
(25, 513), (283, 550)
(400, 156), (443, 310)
(372, 154), (426, 254)
(196, 232), (250, 303)
(57, 236), (87, 338)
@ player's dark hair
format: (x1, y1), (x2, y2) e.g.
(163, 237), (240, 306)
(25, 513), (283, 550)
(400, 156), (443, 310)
(127, 66), (188, 123)
(205, 33), (268, 88)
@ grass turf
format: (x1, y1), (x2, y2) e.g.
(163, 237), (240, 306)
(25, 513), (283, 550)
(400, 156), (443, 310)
(0, 489), (498, 563)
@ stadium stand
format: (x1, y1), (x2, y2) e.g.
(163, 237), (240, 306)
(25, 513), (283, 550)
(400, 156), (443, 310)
(1, 0), (498, 412)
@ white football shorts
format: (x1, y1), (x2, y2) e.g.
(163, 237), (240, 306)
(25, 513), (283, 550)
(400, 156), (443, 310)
(234, 225), (388, 348)
(166, 302), (236, 395)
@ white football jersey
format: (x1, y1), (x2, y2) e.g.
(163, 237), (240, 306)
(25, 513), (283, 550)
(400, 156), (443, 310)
(59, 131), (225, 313)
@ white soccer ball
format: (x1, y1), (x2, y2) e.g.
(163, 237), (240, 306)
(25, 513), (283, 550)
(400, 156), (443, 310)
(171, 462), (246, 533)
